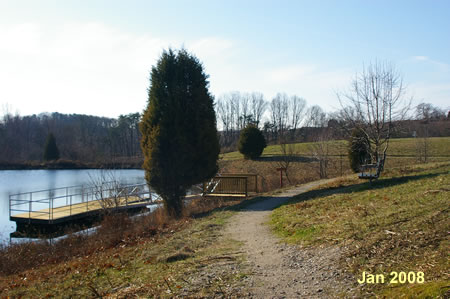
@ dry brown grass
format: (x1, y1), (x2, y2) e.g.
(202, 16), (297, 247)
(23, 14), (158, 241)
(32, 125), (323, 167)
(0, 193), (242, 277)
(1, 196), (247, 298)
(220, 156), (353, 192)
(0, 212), (165, 276)
(220, 152), (449, 194)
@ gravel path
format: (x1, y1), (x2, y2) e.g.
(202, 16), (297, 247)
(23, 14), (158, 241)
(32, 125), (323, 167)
(225, 179), (355, 298)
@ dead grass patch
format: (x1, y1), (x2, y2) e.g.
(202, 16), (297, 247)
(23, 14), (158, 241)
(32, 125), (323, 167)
(0, 190), (253, 297)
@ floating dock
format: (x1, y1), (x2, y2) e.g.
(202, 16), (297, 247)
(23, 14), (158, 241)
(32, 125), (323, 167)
(9, 175), (258, 237)
(9, 182), (155, 234)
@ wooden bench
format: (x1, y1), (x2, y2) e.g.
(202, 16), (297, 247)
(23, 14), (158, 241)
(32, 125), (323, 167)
(358, 158), (385, 181)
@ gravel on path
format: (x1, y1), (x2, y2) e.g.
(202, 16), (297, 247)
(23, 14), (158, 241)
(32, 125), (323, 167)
(225, 179), (356, 298)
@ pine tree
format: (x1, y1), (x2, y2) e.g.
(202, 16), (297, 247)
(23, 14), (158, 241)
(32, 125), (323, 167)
(140, 49), (219, 218)
(43, 133), (60, 161)
(238, 125), (266, 160)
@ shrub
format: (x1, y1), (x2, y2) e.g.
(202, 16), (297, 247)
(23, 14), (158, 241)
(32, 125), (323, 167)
(348, 127), (370, 172)
(238, 125), (267, 160)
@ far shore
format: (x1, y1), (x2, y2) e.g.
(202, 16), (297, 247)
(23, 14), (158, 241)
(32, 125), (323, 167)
(0, 159), (143, 170)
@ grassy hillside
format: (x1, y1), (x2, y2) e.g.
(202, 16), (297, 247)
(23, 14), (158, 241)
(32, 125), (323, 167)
(270, 162), (450, 297)
(219, 137), (450, 194)
(221, 137), (450, 160)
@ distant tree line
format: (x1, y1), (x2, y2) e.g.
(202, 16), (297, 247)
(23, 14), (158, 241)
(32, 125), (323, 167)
(0, 112), (142, 164)
(0, 102), (447, 165)
(215, 90), (449, 152)
(216, 91), (323, 148)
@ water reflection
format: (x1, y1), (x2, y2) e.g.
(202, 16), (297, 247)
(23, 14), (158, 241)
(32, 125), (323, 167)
(47, 171), (56, 200)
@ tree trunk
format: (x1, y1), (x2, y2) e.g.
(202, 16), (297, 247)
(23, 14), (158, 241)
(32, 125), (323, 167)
(163, 194), (183, 219)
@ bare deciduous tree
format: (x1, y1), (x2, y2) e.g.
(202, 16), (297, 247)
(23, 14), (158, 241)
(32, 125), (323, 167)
(250, 92), (267, 128)
(414, 102), (437, 163)
(230, 91), (241, 132)
(308, 117), (332, 179)
(217, 91), (269, 147)
(338, 61), (410, 163)
(216, 96), (233, 145)
(306, 105), (327, 128)
(270, 93), (289, 138)
(273, 138), (299, 185)
(416, 103), (433, 121)
(288, 95), (307, 139)
(89, 171), (125, 211)
(415, 125), (429, 163)
(240, 93), (250, 128)
(416, 102), (446, 121)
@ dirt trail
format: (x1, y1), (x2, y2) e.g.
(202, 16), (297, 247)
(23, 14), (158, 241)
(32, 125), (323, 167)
(225, 179), (355, 298)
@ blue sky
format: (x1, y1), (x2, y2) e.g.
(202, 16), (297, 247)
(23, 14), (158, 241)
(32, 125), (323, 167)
(0, 0), (449, 117)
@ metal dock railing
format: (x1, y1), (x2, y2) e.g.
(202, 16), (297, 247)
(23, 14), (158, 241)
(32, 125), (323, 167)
(9, 182), (157, 224)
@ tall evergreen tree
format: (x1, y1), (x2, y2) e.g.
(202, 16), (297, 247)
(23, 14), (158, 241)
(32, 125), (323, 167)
(140, 49), (219, 218)
(43, 133), (60, 161)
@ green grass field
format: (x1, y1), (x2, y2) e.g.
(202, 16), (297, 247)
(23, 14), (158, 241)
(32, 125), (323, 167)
(270, 162), (450, 297)
(221, 137), (450, 160)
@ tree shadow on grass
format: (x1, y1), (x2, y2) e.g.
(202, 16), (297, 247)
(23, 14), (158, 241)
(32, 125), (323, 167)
(275, 171), (446, 209)
(255, 155), (317, 163)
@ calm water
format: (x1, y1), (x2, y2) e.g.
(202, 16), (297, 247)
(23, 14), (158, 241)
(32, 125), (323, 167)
(0, 169), (145, 243)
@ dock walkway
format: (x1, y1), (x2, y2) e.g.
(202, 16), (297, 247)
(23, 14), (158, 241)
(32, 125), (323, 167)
(9, 183), (154, 226)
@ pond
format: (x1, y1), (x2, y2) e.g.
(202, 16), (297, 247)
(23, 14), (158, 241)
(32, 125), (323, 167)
(0, 169), (146, 243)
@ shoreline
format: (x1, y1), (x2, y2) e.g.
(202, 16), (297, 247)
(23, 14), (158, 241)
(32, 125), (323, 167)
(0, 159), (143, 170)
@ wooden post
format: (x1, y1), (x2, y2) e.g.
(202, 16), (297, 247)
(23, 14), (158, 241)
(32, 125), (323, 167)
(276, 168), (286, 188)
(30, 193), (32, 220)
(245, 177), (248, 198)
(280, 170), (283, 188)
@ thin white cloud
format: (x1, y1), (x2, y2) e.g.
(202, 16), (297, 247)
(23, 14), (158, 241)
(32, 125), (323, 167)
(0, 23), (243, 117)
(1, 21), (447, 119)
(0, 22), (175, 117)
(413, 56), (428, 61)
(411, 55), (449, 72)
